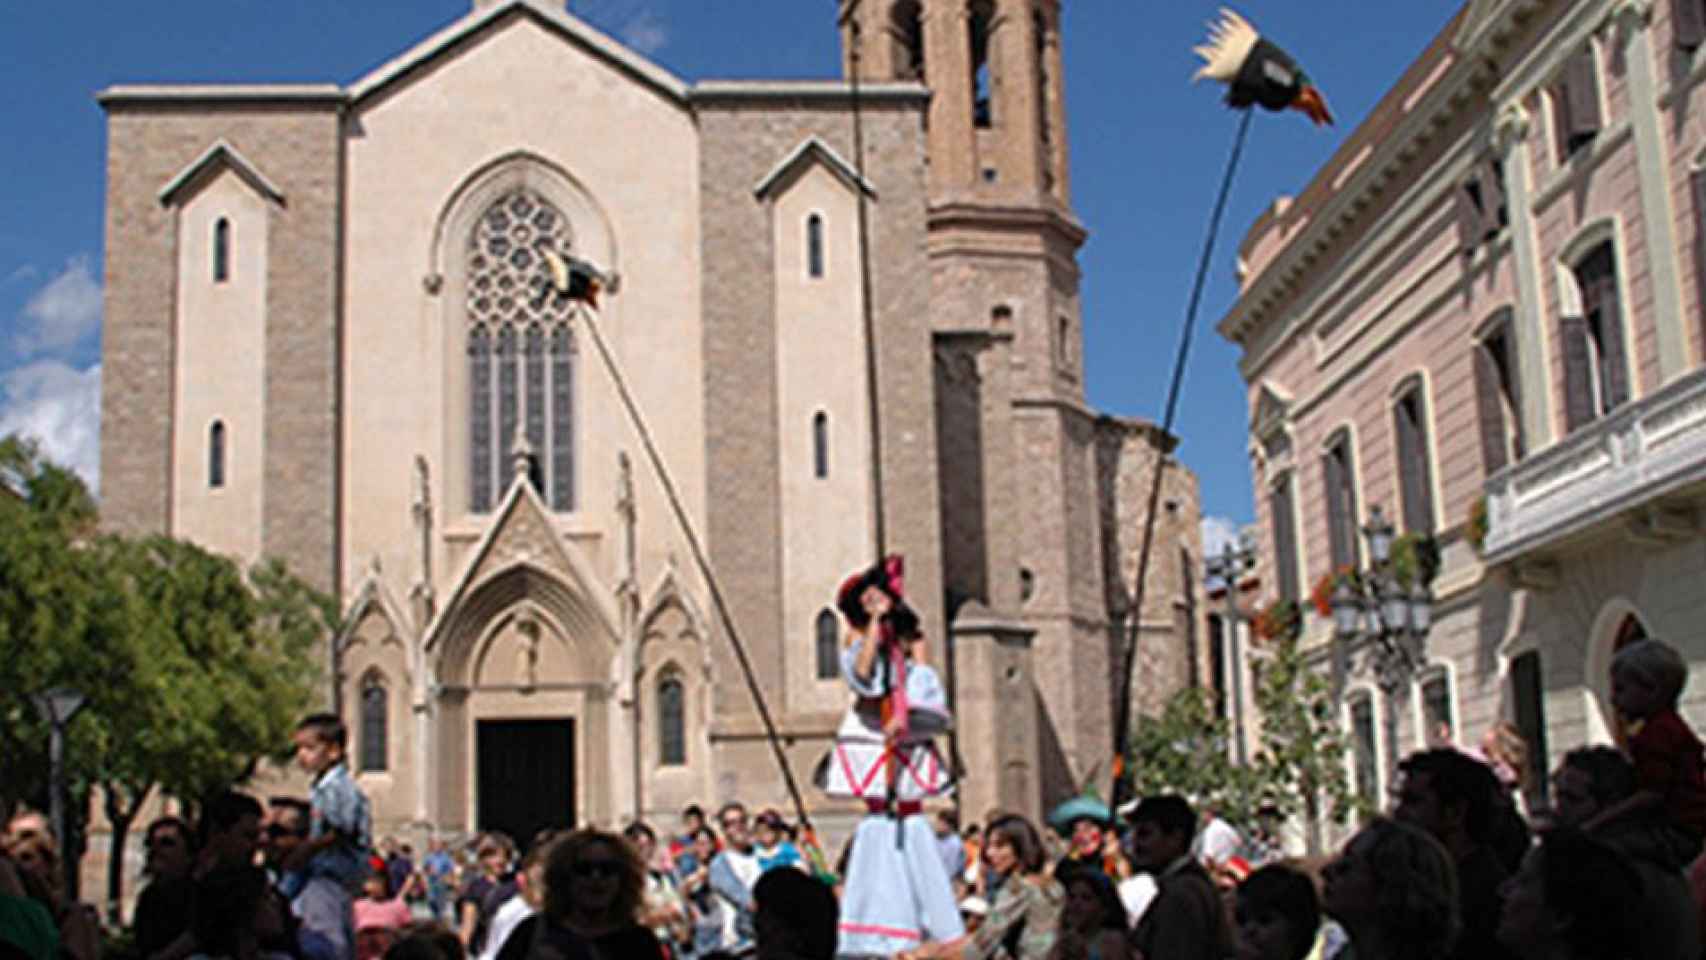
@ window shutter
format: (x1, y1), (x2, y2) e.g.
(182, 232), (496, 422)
(1595, 270), (1631, 409)
(1396, 394), (1435, 534)
(1341, 442), (1360, 567)
(1552, 82), (1574, 163)
(1693, 168), (1706, 345)
(1561, 312), (1597, 432)
(1676, 0), (1706, 50)
(1324, 452), (1347, 570)
(1503, 331), (1527, 460)
(1481, 159), (1508, 235)
(1270, 480), (1300, 603)
(1566, 47), (1602, 142)
(1475, 343), (1510, 474)
(1456, 180), (1482, 252)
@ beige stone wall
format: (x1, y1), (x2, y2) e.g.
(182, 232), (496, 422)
(100, 100), (343, 595)
(769, 160), (878, 716)
(694, 89), (939, 816)
(171, 172), (268, 563)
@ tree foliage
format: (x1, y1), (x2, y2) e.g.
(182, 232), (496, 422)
(1124, 687), (1262, 826)
(0, 435), (333, 909)
(1248, 633), (1367, 852)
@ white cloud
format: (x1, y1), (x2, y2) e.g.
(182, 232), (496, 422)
(1200, 514), (1243, 560)
(14, 255), (102, 358)
(619, 9), (668, 55)
(575, 0), (669, 55)
(0, 361), (102, 494)
(4, 264), (39, 287)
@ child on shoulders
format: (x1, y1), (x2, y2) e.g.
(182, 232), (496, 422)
(1590, 638), (1706, 868)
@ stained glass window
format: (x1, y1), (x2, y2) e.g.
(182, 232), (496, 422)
(360, 677), (388, 772)
(466, 188), (578, 512)
(659, 677), (686, 766)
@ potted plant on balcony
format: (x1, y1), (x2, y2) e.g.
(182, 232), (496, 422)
(1252, 598), (1302, 645)
(1310, 567), (1360, 618)
(1465, 496), (1489, 554)
(1389, 532), (1441, 587)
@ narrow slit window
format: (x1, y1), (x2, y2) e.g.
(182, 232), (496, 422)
(813, 412), (829, 478)
(209, 421), (226, 489)
(213, 218), (231, 283)
(816, 609), (840, 680)
(807, 214), (825, 279)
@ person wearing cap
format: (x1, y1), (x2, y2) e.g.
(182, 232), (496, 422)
(1046, 796), (1113, 884)
(816, 556), (964, 958)
(957, 896), (988, 935)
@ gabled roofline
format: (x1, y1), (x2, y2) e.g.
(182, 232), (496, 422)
(753, 135), (877, 200)
(157, 139), (287, 208)
(347, 0), (689, 110)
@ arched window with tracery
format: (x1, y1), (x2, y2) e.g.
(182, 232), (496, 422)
(658, 675), (686, 766)
(467, 188), (578, 513)
(360, 675), (388, 772)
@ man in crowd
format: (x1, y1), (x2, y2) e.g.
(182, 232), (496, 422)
(710, 803), (762, 954)
(933, 810), (965, 894)
(421, 838), (456, 921)
(1392, 748), (1517, 960)
(131, 817), (196, 960)
(1551, 745), (1701, 960)
(1125, 795), (1232, 960)
(266, 797), (352, 960)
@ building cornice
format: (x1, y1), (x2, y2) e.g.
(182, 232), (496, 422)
(1217, 0), (1554, 348)
(688, 80), (929, 105)
(97, 84), (346, 108)
(926, 200), (1088, 249)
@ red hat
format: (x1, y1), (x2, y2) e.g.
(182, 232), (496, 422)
(836, 555), (906, 629)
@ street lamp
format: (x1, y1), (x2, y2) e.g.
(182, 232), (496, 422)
(1329, 505), (1433, 779)
(1206, 536), (1258, 767)
(31, 687), (84, 902)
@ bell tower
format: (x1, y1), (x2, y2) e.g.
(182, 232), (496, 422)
(840, 1), (1110, 810)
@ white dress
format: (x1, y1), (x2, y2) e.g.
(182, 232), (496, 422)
(818, 632), (965, 958)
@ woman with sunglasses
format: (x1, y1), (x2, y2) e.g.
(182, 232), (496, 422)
(493, 829), (666, 960)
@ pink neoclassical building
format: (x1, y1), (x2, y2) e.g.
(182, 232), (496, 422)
(1220, 0), (1706, 821)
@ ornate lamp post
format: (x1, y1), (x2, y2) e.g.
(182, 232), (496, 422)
(1329, 505), (1434, 778)
(31, 687), (84, 901)
(1206, 536), (1257, 767)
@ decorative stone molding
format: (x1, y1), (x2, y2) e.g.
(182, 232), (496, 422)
(1483, 366), (1706, 563)
(1494, 102), (1531, 157)
(1611, 0), (1654, 35)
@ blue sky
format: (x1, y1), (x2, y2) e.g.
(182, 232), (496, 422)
(0, 0), (1458, 548)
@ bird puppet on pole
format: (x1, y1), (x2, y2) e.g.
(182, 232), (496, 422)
(1110, 7), (1332, 811)
(1192, 8), (1333, 126)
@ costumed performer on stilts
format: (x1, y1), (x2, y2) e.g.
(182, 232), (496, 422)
(818, 556), (964, 958)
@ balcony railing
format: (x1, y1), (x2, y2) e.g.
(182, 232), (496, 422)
(1483, 367), (1706, 563)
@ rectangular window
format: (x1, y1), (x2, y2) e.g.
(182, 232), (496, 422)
(1350, 695), (1379, 803)
(1394, 387), (1436, 535)
(1269, 476), (1301, 603)
(1323, 433), (1360, 572)
(1421, 672), (1453, 746)
(1475, 322), (1525, 472)
(1511, 651), (1550, 806)
(1675, 0), (1706, 50)
(1208, 613), (1228, 720)
(1563, 243), (1630, 432)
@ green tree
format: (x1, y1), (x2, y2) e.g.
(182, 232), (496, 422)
(1124, 687), (1262, 826)
(1249, 633), (1366, 853)
(0, 434), (333, 913)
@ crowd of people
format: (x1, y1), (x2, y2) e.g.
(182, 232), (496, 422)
(1, 635), (1705, 959)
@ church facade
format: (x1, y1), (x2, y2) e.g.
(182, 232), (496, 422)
(98, 0), (1205, 842)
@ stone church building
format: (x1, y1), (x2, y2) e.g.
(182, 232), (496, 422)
(98, 0), (1204, 843)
